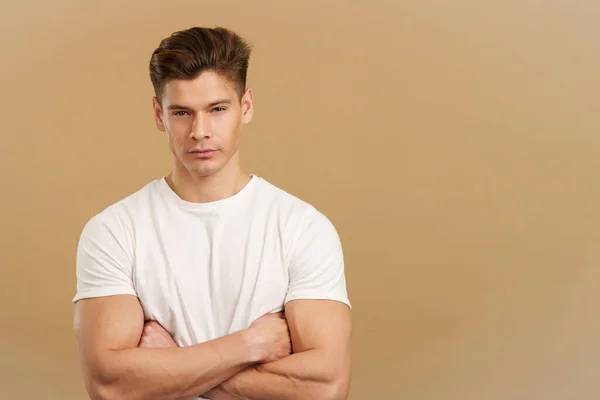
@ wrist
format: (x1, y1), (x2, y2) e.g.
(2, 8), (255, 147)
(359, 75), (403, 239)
(240, 328), (265, 364)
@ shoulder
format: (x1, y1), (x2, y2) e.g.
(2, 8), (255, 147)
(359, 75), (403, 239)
(79, 179), (162, 244)
(253, 176), (334, 225)
(253, 176), (339, 245)
(253, 176), (324, 218)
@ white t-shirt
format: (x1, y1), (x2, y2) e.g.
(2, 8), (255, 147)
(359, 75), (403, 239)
(73, 174), (351, 349)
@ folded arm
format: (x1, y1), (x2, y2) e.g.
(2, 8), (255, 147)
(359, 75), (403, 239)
(212, 299), (352, 400)
(74, 295), (284, 400)
(73, 209), (291, 400)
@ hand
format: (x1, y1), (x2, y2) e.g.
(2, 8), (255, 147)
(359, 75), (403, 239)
(137, 320), (179, 348)
(247, 312), (292, 363)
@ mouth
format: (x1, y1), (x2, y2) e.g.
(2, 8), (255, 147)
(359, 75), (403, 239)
(188, 149), (218, 159)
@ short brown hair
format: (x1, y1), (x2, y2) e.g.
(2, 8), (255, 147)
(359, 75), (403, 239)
(149, 26), (252, 103)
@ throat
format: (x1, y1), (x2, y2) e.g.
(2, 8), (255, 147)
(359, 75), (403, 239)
(165, 169), (252, 204)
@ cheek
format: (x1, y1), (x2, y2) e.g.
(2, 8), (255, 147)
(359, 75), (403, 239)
(165, 132), (187, 156)
(165, 124), (191, 148)
(166, 117), (192, 135)
(216, 118), (241, 142)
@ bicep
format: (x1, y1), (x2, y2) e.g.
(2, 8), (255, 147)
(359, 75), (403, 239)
(285, 299), (352, 363)
(74, 295), (144, 385)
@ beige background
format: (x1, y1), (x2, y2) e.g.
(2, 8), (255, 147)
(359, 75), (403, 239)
(2, 0), (600, 399)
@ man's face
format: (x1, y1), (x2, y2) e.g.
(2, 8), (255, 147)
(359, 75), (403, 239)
(152, 71), (253, 178)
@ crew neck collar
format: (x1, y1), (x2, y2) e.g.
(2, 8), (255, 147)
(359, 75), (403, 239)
(157, 174), (259, 212)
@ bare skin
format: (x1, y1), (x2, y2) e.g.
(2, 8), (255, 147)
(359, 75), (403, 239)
(74, 295), (291, 400)
(151, 70), (255, 204)
(137, 315), (293, 400)
(138, 301), (352, 400)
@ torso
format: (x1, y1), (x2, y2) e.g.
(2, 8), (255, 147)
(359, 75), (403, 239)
(118, 175), (308, 346)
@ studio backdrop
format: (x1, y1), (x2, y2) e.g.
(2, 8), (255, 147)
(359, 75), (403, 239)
(1, 1), (599, 399)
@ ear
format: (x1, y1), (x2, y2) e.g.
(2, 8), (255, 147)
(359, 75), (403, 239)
(152, 96), (166, 132)
(241, 88), (254, 125)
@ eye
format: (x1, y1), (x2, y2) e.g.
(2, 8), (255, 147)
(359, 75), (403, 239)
(212, 107), (227, 113)
(172, 110), (189, 116)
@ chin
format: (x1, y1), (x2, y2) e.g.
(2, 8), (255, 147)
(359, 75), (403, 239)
(176, 152), (230, 178)
(187, 163), (223, 178)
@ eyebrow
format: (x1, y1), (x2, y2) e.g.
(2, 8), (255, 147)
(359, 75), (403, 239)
(167, 99), (232, 110)
(207, 99), (232, 107)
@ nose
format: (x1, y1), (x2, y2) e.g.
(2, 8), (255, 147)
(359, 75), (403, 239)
(190, 113), (210, 140)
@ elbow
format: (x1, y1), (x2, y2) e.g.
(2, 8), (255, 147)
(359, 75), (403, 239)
(88, 378), (173, 400)
(308, 360), (350, 400)
(87, 379), (140, 400)
(83, 362), (146, 400)
(87, 380), (115, 400)
(315, 377), (350, 400)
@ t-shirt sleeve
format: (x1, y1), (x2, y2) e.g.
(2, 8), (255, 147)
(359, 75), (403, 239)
(72, 207), (137, 303)
(284, 207), (351, 309)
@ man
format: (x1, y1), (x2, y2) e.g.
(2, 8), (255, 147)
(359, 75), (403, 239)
(73, 26), (352, 400)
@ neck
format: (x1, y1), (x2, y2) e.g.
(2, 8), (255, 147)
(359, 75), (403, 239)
(165, 157), (251, 204)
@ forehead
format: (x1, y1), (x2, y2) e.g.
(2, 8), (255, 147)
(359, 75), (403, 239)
(162, 71), (238, 107)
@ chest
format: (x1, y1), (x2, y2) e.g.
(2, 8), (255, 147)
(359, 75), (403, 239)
(131, 213), (290, 343)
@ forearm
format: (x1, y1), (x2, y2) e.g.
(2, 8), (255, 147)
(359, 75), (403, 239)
(92, 330), (259, 400)
(220, 350), (349, 400)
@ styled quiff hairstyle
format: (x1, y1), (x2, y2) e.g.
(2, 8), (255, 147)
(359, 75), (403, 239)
(149, 26), (252, 104)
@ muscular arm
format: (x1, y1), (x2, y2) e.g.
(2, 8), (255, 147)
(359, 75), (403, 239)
(74, 295), (270, 400)
(214, 299), (352, 400)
